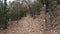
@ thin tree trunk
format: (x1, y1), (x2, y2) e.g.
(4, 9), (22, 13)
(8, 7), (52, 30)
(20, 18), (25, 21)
(17, 3), (19, 25)
(44, 0), (53, 34)
(57, 0), (59, 4)
(3, 0), (8, 29)
(45, 0), (49, 31)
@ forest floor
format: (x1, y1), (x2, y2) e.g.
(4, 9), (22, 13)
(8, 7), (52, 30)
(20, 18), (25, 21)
(0, 7), (60, 34)
(0, 11), (46, 34)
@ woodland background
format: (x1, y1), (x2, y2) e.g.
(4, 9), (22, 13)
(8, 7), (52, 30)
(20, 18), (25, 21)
(0, 0), (60, 34)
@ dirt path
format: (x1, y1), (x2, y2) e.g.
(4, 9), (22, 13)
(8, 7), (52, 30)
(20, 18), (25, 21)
(0, 12), (46, 34)
(0, 11), (60, 34)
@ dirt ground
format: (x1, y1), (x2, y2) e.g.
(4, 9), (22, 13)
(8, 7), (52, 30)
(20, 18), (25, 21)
(0, 11), (60, 34)
(0, 11), (45, 34)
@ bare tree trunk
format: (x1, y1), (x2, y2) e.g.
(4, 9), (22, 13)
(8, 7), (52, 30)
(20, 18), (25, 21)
(3, 0), (8, 29)
(57, 0), (59, 4)
(44, 0), (54, 32)
(45, 0), (49, 31)
(17, 4), (19, 25)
